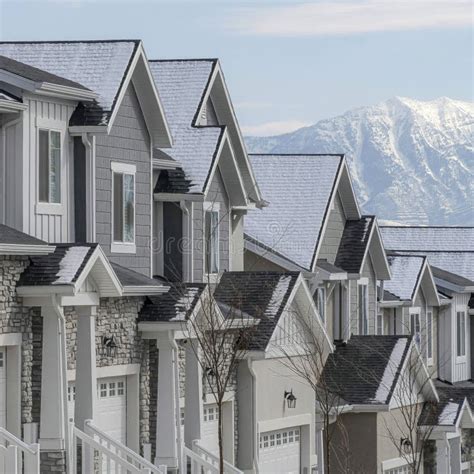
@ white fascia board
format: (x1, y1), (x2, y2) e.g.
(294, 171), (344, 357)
(202, 126), (227, 196)
(423, 263), (441, 306)
(122, 285), (169, 296)
(36, 82), (97, 102)
(138, 321), (183, 333)
(0, 243), (55, 255)
(154, 192), (204, 202)
(434, 277), (474, 294)
(69, 125), (108, 135)
(0, 99), (28, 113)
(244, 236), (304, 272)
(152, 158), (182, 170)
(379, 300), (407, 308)
(223, 131), (250, 207)
(350, 404), (389, 413)
(17, 285), (75, 298)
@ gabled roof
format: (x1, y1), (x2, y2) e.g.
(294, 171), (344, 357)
(335, 216), (374, 274)
(420, 380), (474, 427)
(0, 54), (91, 91)
(321, 336), (412, 406)
(111, 263), (165, 296)
(384, 255), (426, 301)
(0, 40), (172, 145)
(149, 59), (260, 204)
(0, 224), (55, 255)
(245, 154), (345, 271)
(380, 226), (474, 282)
(139, 283), (206, 322)
(213, 271), (300, 351)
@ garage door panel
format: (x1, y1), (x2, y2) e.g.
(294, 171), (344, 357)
(259, 427), (300, 474)
(201, 404), (219, 454)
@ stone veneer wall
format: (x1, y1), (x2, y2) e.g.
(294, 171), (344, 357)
(0, 256), (35, 426)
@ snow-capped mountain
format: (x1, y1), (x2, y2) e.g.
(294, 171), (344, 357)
(246, 97), (474, 225)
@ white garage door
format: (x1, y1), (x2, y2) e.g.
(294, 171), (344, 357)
(259, 427), (300, 474)
(96, 377), (127, 444)
(0, 349), (6, 427)
(200, 404), (219, 454)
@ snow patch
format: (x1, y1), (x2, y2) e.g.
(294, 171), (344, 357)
(265, 275), (293, 318)
(371, 338), (408, 404)
(54, 246), (90, 284)
(171, 287), (200, 321)
(438, 401), (459, 425)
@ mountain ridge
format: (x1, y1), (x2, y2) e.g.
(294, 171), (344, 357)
(246, 97), (474, 225)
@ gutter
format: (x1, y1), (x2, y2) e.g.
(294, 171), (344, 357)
(122, 285), (169, 296)
(0, 243), (55, 255)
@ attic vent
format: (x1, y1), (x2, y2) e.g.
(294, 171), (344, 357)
(154, 169), (193, 194)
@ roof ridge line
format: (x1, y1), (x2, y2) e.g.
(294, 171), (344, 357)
(149, 58), (218, 63)
(0, 39), (141, 45)
(248, 153), (344, 157)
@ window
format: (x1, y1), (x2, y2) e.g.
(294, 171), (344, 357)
(358, 283), (368, 335)
(410, 311), (421, 347)
(315, 287), (326, 323)
(205, 209), (219, 273)
(457, 311), (466, 357)
(100, 383), (107, 398)
(377, 313), (384, 335)
(39, 129), (61, 203)
(117, 381), (125, 396)
(427, 311), (433, 362)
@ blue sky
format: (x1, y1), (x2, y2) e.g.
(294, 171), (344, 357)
(0, 0), (472, 135)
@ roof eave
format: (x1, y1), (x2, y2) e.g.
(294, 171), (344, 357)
(0, 243), (56, 255)
(36, 82), (97, 102)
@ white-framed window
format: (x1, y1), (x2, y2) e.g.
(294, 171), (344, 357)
(111, 162), (136, 253)
(38, 129), (61, 204)
(427, 310), (433, 364)
(204, 203), (219, 274)
(456, 310), (466, 358)
(409, 309), (421, 347)
(315, 286), (326, 323)
(358, 281), (368, 335)
(377, 313), (384, 335)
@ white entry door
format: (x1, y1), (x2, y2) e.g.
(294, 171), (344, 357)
(201, 404), (219, 454)
(259, 427), (300, 474)
(96, 377), (127, 444)
(0, 349), (6, 427)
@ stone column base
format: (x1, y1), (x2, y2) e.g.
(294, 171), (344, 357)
(40, 450), (67, 474)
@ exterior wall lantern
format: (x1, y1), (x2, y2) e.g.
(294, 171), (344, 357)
(284, 390), (297, 409)
(400, 438), (412, 455)
(102, 335), (117, 357)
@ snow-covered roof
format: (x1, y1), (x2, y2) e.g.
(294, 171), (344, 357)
(149, 59), (222, 193)
(245, 154), (343, 270)
(0, 40), (139, 125)
(384, 255), (425, 301)
(381, 227), (474, 281)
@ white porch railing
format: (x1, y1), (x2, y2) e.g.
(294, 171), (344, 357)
(182, 441), (242, 474)
(0, 427), (40, 474)
(70, 421), (166, 474)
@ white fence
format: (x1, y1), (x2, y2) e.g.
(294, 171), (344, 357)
(0, 427), (40, 474)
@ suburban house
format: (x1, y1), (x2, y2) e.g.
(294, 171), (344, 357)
(244, 153), (391, 342)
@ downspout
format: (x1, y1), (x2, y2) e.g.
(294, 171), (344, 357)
(170, 332), (182, 473)
(51, 297), (71, 473)
(180, 201), (190, 282)
(81, 133), (96, 242)
(246, 357), (259, 473)
(339, 282), (342, 340)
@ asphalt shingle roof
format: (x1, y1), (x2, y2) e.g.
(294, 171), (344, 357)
(19, 243), (97, 286)
(335, 216), (374, 274)
(431, 265), (474, 287)
(139, 283), (206, 322)
(384, 254), (425, 301)
(111, 263), (163, 289)
(154, 168), (193, 194)
(0, 89), (21, 102)
(0, 40), (139, 126)
(149, 60), (222, 193)
(0, 224), (48, 246)
(213, 271), (300, 351)
(0, 54), (90, 90)
(420, 380), (474, 426)
(380, 227), (474, 281)
(321, 335), (412, 406)
(245, 154), (343, 271)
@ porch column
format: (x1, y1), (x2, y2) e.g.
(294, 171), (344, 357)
(155, 333), (179, 470)
(39, 305), (67, 450)
(75, 306), (97, 428)
(435, 437), (449, 473)
(184, 339), (203, 448)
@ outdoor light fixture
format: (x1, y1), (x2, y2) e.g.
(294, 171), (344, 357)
(102, 335), (117, 357)
(284, 390), (297, 409)
(204, 367), (216, 378)
(400, 438), (412, 455)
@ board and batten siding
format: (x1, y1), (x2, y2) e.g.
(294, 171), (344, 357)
(452, 292), (471, 383)
(318, 192), (346, 264)
(2, 95), (76, 242)
(95, 84), (152, 277)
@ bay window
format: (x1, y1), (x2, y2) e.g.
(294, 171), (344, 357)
(39, 129), (61, 203)
(111, 162), (135, 252)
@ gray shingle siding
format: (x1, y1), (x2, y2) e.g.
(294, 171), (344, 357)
(95, 83), (152, 276)
(318, 192), (346, 264)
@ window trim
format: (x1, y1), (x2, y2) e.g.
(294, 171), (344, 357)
(426, 310), (433, 366)
(204, 201), (220, 276)
(315, 286), (326, 324)
(36, 122), (65, 214)
(377, 313), (384, 335)
(357, 280), (369, 335)
(111, 162), (136, 254)
(409, 307), (421, 347)
(456, 308), (467, 361)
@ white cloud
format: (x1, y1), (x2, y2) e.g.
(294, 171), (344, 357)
(229, 1), (473, 37)
(241, 120), (311, 137)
